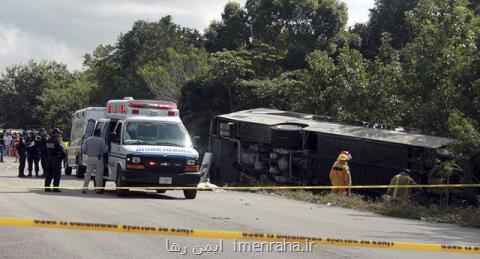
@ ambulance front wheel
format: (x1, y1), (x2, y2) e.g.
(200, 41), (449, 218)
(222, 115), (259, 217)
(183, 190), (197, 199)
(116, 167), (129, 197)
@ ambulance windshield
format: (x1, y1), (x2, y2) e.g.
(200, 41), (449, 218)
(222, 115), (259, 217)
(123, 122), (191, 147)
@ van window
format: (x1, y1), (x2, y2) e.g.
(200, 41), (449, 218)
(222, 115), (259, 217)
(123, 122), (191, 147)
(95, 122), (105, 133)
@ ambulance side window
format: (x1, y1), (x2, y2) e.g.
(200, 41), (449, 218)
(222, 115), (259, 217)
(112, 122), (123, 144)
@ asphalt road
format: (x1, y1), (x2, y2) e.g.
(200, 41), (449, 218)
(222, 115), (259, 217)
(0, 156), (479, 259)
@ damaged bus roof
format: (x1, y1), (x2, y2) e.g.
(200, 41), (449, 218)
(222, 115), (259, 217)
(216, 108), (453, 149)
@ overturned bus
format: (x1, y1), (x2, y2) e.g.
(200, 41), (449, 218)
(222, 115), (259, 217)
(208, 108), (456, 190)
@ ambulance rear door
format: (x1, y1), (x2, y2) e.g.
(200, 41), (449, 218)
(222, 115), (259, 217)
(108, 121), (124, 181)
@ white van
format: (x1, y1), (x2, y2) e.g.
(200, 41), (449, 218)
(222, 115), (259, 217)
(96, 97), (201, 199)
(66, 107), (105, 177)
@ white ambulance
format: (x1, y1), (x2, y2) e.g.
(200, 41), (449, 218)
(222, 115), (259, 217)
(98, 97), (201, 199)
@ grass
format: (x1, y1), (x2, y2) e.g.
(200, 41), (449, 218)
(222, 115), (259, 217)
(273, 190), (480, 228)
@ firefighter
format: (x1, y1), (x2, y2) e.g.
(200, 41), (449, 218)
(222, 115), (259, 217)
(386, 169), (416, 201)
(44, 128), (66, 192)
(329, 152), (352, 195)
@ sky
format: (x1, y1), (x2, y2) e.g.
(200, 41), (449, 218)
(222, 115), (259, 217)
(0, 0), (374, 72)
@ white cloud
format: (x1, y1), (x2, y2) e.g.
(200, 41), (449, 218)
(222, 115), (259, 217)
(0, 23), (81, 70)
(345, 0), (375, 26)
(0, 24), (21, 56)
(95, 1), (190, 17)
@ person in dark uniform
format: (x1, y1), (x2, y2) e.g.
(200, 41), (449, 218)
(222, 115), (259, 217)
(17, 132), (28, 177)
(0, 134), (4, 163)
(27, 131), (41, 177)
(37, 128), (48, 177)
(44, 128), (66, 192)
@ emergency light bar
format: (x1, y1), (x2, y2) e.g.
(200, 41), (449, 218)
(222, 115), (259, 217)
(105, 98), (179, 119)
(129, 102), (177, 110)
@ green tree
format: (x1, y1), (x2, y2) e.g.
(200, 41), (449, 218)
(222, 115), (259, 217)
(470, 0), (480, 14)
(138, 47), (208, 102)
(180, 45), (284, 147)
(84, 16), (204, 104)
(367, 34), (409, 125)
(349, 23), (371, 54)
(364, 0), (419, 57)
(83, 44), (128, 104)
(237, 70), (310, 111)
(329, 45), (370, 120)
(0, 61), (70, 128)
(38, 73), (95, 130)
(205, 2), (250, 52)
(246, 0), (347, 45)
(245, 0), (348, 68)
(400, 0), (479, 132)
(303, 50), (336, 114)
(447, 111), (480, 177)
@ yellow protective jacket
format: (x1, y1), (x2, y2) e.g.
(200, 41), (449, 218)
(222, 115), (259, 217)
(329, 161), (351, 194)
(387, 173), (416, 200)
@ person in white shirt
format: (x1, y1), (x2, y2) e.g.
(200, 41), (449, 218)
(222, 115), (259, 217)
(4, 133), (12, 156)
(82, 128), (108, 194)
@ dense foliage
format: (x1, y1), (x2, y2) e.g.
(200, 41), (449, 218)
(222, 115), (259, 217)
(0, 0), (479, 175)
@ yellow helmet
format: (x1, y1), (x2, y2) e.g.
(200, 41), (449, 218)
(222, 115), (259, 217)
(337, 154), (348, 161)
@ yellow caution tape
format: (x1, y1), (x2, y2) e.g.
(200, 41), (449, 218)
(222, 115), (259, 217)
(0, 217), (478, 254)
(0, 184), (479, 190)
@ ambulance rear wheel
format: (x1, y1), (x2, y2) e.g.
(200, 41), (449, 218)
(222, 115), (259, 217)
(116, 167), (128, 197)
(183, 190), (197, 199)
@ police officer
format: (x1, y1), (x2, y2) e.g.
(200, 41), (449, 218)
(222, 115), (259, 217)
(44, 128), (66, 192)
(17, 132), (28, 177)
(38, 128), (49, 177)
(0, 132), (4, 163)
(27, 131), (41, 177)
